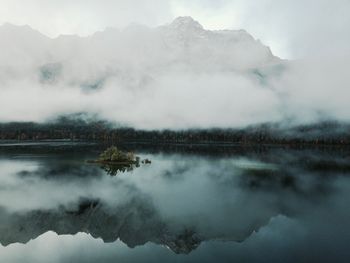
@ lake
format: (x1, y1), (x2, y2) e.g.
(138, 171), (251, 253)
(0, 142), (349, 263)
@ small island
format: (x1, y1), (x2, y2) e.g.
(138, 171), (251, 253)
(87, 146), (146, 176)
(87, 146), (140, 165)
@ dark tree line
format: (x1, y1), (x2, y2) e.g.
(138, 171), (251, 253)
(1, 121), (350, 146)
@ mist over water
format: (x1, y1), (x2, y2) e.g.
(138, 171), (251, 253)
(0, 143), (349, 262)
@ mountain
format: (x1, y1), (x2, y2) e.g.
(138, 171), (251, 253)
(0, 23), (51, 75)
(0, 17), (289, 129)
(0, 17), (279, 82)
(158, 16), (277, 69)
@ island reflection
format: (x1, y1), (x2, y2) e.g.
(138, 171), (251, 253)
(0, 144), (349, 255)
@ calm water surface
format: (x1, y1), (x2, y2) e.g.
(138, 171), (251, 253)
(0, 143), (349, 263)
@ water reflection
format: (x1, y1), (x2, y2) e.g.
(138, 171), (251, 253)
(100, 163), (140, 176)
(0, 144), (350, 261)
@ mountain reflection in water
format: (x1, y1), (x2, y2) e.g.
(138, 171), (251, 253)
(0, 143), (350, 262)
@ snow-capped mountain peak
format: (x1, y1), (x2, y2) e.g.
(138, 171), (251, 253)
(168, 16), (204, 31)
(0, 17), (278, 83)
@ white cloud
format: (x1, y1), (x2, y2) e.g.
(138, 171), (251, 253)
(0, 2), (350, 129)
(0, 18), (284, 129)
(0, 0), (172, 37)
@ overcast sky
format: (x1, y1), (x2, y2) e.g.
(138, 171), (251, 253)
(0, 0), (350, 58)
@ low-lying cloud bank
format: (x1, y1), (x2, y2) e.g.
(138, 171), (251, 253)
(0, 17), (349, 130)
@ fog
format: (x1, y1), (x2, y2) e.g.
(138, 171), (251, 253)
(0, 147), (350, 262)
(0, 17), (349, 129)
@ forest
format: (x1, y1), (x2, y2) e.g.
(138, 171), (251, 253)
(1, 119), (349, 146)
